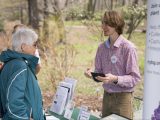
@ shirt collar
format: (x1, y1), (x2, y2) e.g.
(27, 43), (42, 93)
(105, 39), (110, 48)
(105, 35), (123, 48)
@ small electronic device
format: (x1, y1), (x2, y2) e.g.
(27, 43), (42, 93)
(91, 72), (105, 82)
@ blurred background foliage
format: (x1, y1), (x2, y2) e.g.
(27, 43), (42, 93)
(0, 0), (146, 110)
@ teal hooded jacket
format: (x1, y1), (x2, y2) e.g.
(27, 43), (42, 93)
(0, 49), (44, 120)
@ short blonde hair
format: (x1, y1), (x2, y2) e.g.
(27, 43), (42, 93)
(12, 28), (38, 52)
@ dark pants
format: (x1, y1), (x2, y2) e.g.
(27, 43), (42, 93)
(102, 91), (133, 120)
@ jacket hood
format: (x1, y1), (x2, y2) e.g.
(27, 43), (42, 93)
(0, 49), (38, 70)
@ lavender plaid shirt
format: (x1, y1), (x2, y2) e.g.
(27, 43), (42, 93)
(95, 35), (141, 93)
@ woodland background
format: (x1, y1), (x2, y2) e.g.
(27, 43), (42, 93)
(0, 0), (147, 114)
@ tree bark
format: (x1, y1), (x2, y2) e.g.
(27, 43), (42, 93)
(111, 0), (113, 10)
(28, 0), (40, 29)
(28, 0), (65, 44)
(122, 0), (129, 6)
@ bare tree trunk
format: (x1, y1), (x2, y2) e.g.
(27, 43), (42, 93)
(92, 0), (97, 14)
(65, 0), (69, 7)
(20, 6), (24, 24)
(111, 0), (113, 10)
(88, 0), (113, 14)
(87, 0), (96, 15)
(28, 0), (65, 44)
(28, 0), (40, 29)
(123, 0), (129, 6)
(136, 0), (144, 5)
(87, 0), (92, 12)
(115, 0), (118, 8)
(104, 0), (110, 9)
(132, 0), (139, 5)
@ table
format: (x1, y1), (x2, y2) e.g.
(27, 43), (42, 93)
(48, 108), (100, 120)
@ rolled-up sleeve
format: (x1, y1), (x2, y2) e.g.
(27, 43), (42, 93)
(117, 48), (141, 88)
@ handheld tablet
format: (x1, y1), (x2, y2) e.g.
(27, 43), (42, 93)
(91, 72), (105, 82)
